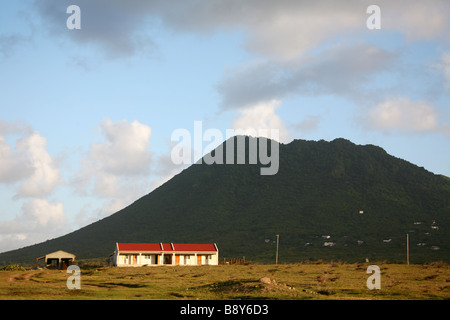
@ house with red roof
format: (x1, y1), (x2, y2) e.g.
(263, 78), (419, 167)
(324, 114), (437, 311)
(109, 242), (219, 266)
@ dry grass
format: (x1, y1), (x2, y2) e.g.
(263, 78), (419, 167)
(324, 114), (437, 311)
(0, 263), (449, 300)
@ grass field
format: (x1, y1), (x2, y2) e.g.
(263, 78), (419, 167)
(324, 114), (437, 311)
(0, 262), (449, 300)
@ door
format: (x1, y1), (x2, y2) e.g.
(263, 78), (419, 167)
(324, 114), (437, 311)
(197, 255), (202, 265)
(175, 255), (180, 265)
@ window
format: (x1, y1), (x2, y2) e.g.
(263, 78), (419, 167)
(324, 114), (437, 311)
(121, 254), (130, 264)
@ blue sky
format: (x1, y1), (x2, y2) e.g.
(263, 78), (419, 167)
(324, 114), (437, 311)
(1, 0), (449, 252)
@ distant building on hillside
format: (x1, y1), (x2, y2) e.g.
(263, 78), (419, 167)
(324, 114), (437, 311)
(36, 250), (76, 270)
(109, 243), (219, 267)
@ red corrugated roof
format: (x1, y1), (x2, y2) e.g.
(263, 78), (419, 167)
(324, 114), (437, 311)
(161, 243), (173, 251)
(117, 243), (161, 251)
(172, 243), (217, 252)
(117, 243), (217, 252)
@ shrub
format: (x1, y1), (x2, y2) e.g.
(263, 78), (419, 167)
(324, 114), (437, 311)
(0, 264), (26, 271)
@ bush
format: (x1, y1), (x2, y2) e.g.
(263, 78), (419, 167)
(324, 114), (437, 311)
(0, 264), (26, 271)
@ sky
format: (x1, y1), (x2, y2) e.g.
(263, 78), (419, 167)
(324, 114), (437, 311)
(0, 0), (449, 253)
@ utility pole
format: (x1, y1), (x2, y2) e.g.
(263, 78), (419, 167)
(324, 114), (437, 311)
(406, 233), (410, 265)
(275, 234), (279, 265)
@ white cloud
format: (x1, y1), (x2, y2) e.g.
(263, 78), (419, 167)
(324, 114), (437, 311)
(0, 120), (67, 252)
(34, 0), (157, 60)
(0, 119), (32, 136)
(0, 136), (31, 183)
(231, 99), (290, 143)
(368, 97), (442, 133)
(0, 121), (33, 184)
(0, 124), (63, 198)
(217, 43), (396, 110)
(21, 198), (65, 228)
(382, 1), (450, 43)
(73, 119), (153, 216)
(0, 198), (67, 252)
(89, 119), (152, 176)
(237, 1), (365, 62)
(34, 1), (450, 61)
(15, 132), (63, 198)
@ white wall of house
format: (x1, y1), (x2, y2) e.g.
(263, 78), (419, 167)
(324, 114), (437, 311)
(109, 243), (219, 267)
(112, 252), (218, 266)
(207, 253), (218, 265)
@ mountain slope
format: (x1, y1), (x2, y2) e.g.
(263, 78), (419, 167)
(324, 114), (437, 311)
(1, 137), (449, 265)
